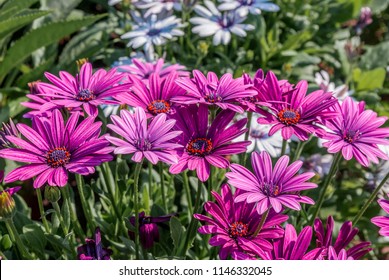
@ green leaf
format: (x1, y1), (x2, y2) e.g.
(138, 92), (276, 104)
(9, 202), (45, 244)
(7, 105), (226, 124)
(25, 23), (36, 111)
(45, 234), (73, 254)
(0, 234), (13, 250)
(21, 224), (46, 257)
(0, 14), (106, 81)
(360, 42), (389, 70)
(2, 0), (40, 10)
(352, 68), (386, 91)
(61, 201), (71, 233)
(169, 216), (185, 254)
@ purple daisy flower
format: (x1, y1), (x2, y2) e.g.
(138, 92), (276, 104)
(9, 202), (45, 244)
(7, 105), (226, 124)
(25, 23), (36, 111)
(106, 107), (182, 165)
(0, 119), (19, 149)
(266, 224), (321, 260)
(321, 97), (389, 167)
(169, 105), (250, 182)
(174, 70), (257, 113)
(77, 227), (112, 260)
(226, 151), (317, 214)
(328, 246), (353, 260)
(37, 62), (129, 117)
(194, 184), (288, 260)
(257, 71), (338, 140)
(313, 216), (371, 260)
(115, 72), (186, 116)
(371, 195), (389, 237)
(128, 211), (174, 249)
(0, 110), (113, 188)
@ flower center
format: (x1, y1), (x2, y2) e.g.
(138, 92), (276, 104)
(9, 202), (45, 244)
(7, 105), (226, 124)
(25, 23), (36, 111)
(278, 108), (300, 126)
(134, 139), (152, 151)
(204, 93), (222, 103)
(147, 100), (171, 114)
(343, 130), (361, 144)
(76, 89), (95, 101)
(46, 147), (71, 168)
(250, 129), (267, 139)
(262, 183), (280, 197)
(186, 138), (213, 157)
(148, 28), (161, 36)
(229, 221), (249, 238)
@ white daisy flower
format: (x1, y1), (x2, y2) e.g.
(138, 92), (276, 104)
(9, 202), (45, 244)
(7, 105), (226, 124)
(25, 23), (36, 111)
(134, 0), (183, 17)
(218, 0), (279, 16)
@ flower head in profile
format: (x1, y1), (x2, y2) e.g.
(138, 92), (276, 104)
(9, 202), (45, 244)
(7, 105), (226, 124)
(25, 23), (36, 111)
(257, 71), (338, 141)
(175, 70), (257, 113)
(371, 195), (389, 237)
(226, 151), (317, 214)
(169, 105), (250, 181)
(128, 211), (174, 249)
(194, 184), (288, 260)
(134, 0), (182, 17)
(190, 0), (254, 45)
(0, 119), (19, 149)
(106, 107), (182, 164)
(0, 110), (113, 188)
(313, 216), (371, 260)
(218, 0), (279, 16)
(37, 62), (128, 117)
(321, 97), (389, 167)
(122, 12), (185, 60)
(77, 227), (112, 260)
(0, 186), (21, 221)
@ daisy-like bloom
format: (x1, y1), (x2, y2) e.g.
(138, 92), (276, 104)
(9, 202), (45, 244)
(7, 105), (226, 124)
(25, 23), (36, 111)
(106, 107), (182, 164)
(218, 0), (279, 16)
(21, 81), (56, 118)
(313, 216), (372, 260)
(37, 62), (128, 117)
(116, 73), (186, 117)
(321, 97), (389, 167)
(265, 224), (322, 260)
(77, 228), (112, 260)
(122, 12), (185, 60)
(190, 0), (254, 45)
(314, 71), (350, 102)
(371, 195), (389, 237)
(194, 184), (288, 260)
(0, 186), (21, 221)
(0, 119), (19, 149)
(175, 70), (257, 113)
(355, 7), (373, 35)
(257, 71), (338, 141)
(169, 105), (250, 182)
(0, 110), (113, 188)
(134, 0), (182, 17)
(128, 211), (174, 249)
(226, 151), (317, 214)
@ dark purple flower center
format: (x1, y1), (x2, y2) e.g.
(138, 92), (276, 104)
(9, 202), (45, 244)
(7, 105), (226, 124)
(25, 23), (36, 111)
(147, 100), (171, 114)
(218, 13), (237, 29)
(262, 183), (280, 197)
(250, 129), (267, 139)
(229, 221), (249, 238)
(46, 147), (71, 168)
(343, 130), (361, 144)
(186, 138), (213, 157)
(204, 93), (222, 103)
(278, 108), (300, 126)
(134, 139), (152, 151)
(147, 28), (161, 36)
(76, 89), (95, 101)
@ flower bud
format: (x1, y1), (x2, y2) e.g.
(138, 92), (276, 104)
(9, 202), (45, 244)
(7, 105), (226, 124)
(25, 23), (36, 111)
(0, 187), (21, 221)
(44, 186), (61, 203)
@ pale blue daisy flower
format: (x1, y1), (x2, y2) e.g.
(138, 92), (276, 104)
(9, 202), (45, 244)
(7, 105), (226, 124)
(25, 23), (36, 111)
(134, 0), (183, 17)
(218, 0), (279, 16)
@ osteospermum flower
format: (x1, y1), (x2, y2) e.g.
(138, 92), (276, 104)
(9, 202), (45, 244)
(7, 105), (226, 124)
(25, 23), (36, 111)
(371, 195), (389, 237)
(175, 70), (257, 113)
(77, 228), (112, 260)
(194, 184), (288, 260)
(122, 12), (185, 60)
(128, 212), (174, 249)
(106, 107), (182, 164)
(37, 62), (128, 117)
(115, 73), (186, 116)
(313, 216), (371, 260)
(322, 97), (389, 167)
(257, 71), (338, 140)
(0, 110), (113, 188)
(328, 246), (353, 260)
(134, 0), (182, 17)
(190, 0), (254, 45)
(314, 71), (350, 102)
(169, 105), (250, 182)
(218, 0), (280, 16)
(0, 119), (19, 149)
(226, 151), (317, 214)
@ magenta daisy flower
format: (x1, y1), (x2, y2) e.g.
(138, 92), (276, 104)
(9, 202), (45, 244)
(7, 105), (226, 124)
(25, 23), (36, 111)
(0, 110), (113, 188)
(77, 228), (112, 260)
(0, 119), (19, 149)
(174, 70), (257, 113)
(115, 72), (186, 116)
(105, 107), (182, 164)
(194, 184), (288, 260)
(257, 71), (338, 140)
(226, 151), (317, 214)
(37, 62), (130, 117)
(371, 195), (389, 237)
(327, 246), (353, 260)
(169, 105), (250, 182)
(321, 97), (389, 167)
(313, 216), (371, 260)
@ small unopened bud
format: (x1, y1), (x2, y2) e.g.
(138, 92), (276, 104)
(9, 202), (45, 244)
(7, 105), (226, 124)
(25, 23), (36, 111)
(198, 41), (209, 56)
(76, 58), (89, 70)
(0, 187), (21, 221)
(27, 80), (41, 95)
(44, 186), (61, 203)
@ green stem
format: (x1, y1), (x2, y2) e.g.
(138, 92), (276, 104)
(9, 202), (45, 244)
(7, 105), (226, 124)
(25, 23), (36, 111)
(6, 219), (33, 259)
(292, 136), (313, 162)
(0, 250), (7, 260)
(52, 201), (68, 235)
(36, 188), (50, 233)
(242, 111), (253, 166)
(148, 162), (153, 210)
(133, 161), (143, 260)
(208, 167), (213, 201)
(183, 171), (193, 218)
(310, 153), (342, 224)
(61, 186), (85, 240)
(75, 174), (95, 233)
(159, 162), (168, 212)
(253, 209), (269, 237)
(281, 139), (288, 156)
(353, 171), (389, 226)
